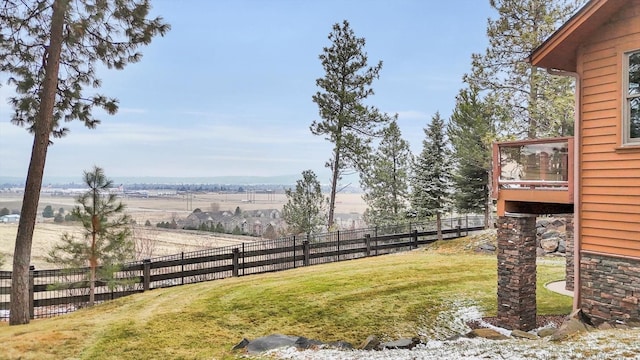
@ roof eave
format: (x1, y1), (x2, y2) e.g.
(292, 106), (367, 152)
(529, 0), (626, 71)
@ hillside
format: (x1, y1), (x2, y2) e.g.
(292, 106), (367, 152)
(0, 233), (578, 360)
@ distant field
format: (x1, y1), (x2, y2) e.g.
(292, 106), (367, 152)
(0, 191), (367, 271)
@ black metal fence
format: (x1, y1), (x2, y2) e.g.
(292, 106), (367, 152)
(0, 216), (485, 320)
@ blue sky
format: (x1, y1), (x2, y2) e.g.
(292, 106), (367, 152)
(0, 0), (494, 183)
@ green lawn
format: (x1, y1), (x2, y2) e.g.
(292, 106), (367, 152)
(0, 237), (571, 360)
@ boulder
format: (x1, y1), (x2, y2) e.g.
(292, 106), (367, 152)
(550, 310), (595, 342)
(231, 338), (250, 351)
(245, 334), (301, 354)
(558, 239), (566, 253)
(380, 337), (421, 350)
(511, 329), (538, 340)
(537, 328), (556, 338)
(541, 229), (562, 240)
(359, 335), (380, 350)
(477, 243), (496, 252)
(294, 336), (324, 349)
(327, 340), (354, 350)
(551, 219), (565, 228)
(466, 328), (509, 340)
(540, 237), (560, 253)
(536, 219), (550, 228)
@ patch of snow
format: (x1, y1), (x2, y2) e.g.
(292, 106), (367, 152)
(416, 298), (484, 340)
(268, 329), (640, 360)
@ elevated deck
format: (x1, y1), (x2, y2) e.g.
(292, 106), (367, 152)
(492, 137), (574, 216)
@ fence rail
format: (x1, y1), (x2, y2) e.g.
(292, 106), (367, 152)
(0, 216), (485, 320)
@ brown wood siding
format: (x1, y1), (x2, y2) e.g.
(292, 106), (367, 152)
(577, 2), (640, 259)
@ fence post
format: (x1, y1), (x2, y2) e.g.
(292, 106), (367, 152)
(365, 234), (371, 256)
(29, 265), (35, 320)
(303, 240), (310, 266)
(337, 231), (340, 261)
(375, 230), (379, 256)
(412, 230), (418, 249)
(293, 236), (296, 269)
(181, 252), (184, 285)
(143, 259), (151, 291)
(457, 217), (462, 237)
(242, 243), (245, 276)
(232, 248), (239, 277)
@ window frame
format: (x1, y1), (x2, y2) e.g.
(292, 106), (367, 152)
(623, 49), (640, 146)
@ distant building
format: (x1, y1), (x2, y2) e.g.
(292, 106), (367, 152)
(0, 214), (20, 223)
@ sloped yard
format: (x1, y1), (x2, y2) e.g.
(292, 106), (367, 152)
(0, 234), (621, 360)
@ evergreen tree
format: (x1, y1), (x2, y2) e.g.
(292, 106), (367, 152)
(0, 208), (10, 216)
(234, 207), (242, 216)
(215, 222), (225, 233)
(411, 112), (452, 241)
(311, 20), (391, 229)
(263, 224), (278, 240)
(360, 120), (412, 226)
(1, 0), (169, 325)
(282, 170), (328, 236)
(42, 205), (54, 218)
(46, 166), (133, 307)
(448, 88), (497, 228)
(464, 0), (580, 139)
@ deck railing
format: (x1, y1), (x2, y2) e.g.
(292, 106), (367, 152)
(492, 137), (574, 198)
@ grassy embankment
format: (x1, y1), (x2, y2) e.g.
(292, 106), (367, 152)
(0, 234), (571, 359)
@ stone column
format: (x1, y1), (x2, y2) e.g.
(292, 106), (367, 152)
(564, 215), (574, 291)
(497, 215), (537, 331)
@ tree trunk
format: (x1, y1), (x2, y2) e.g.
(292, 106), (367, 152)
(10, 0), (67, 326)
(89, 259), (96, 307)
(327, 148), (341, 230)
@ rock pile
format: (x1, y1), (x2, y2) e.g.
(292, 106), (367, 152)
(233, 310), (640, 357)
(471, 217), (571, 257)
(535, 217), (569, 257)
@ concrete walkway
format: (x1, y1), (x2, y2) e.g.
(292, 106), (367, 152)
(546, 281), (574, 297)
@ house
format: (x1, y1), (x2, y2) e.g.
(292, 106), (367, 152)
(493, 0), (639, 330)
(183, 209), (285, 237)
(0, 214), (20, 223)
(183, 211), (214, 229)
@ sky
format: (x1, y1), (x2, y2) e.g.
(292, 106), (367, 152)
(0, 0), (494, 184)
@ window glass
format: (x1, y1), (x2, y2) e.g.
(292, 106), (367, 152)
(627, 51), (640, 141)
(631, 97), (639, 139)
(629, 52), (640, 96)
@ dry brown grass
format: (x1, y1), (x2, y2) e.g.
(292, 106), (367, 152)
(0, 192), (366, 270)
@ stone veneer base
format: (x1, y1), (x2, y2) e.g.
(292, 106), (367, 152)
(580, 252), (640, 324)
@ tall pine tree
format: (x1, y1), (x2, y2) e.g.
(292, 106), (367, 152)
(411, 112), (452, 241)
(46, 166), (133, 307)
(360, 120), (412, 226)
(311, 20), (391, 230)
(1, 0), (169, 325)
(464, 0), (581, 139)
(448, 88), (497, 228)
